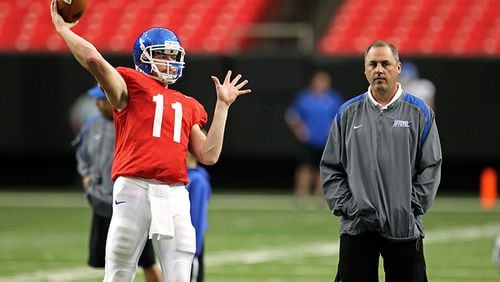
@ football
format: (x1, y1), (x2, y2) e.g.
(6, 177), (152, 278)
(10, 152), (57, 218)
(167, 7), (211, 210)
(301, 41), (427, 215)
(56, 0), (88, 23)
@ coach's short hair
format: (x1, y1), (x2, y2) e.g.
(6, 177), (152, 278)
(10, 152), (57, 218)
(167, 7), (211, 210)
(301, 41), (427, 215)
(365, 40), (400, 63)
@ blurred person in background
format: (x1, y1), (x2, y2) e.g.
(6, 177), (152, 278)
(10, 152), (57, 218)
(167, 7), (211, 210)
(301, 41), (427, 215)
(51, 0), (251, 280)
(68, 86), (101, 186)
(68, 87), (100, 135)
(285, 71), (344, 208)
(320, 40), (441, 281)
(73, 85), (161, 282)
(399, 60), (436, 111)
(186, 151), (212, 282)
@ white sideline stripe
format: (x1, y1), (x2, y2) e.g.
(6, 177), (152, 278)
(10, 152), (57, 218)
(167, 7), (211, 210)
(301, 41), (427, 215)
(206, 224), (500, 266)
(208, 242), (339, 265)
(1, 224), (500, 281)
(0, 267), (103, 282)
(1, 193), (498, 213)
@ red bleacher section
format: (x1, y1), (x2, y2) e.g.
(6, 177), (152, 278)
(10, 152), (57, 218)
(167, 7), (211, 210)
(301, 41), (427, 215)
(0, 0), (269, 54)
(2, 0), (499, 56)
(320, 0), (500, 56)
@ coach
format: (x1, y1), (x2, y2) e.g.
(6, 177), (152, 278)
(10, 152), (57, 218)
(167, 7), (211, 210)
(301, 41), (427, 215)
(320, 40), (442, 282)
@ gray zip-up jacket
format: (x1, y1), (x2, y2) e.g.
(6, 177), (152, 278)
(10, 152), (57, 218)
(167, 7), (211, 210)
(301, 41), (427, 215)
(320, 86), (442, 241)
(74, 115), (115, 218)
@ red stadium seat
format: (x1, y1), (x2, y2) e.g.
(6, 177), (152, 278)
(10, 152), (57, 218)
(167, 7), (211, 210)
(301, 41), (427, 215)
(319, 0), (500, 56)
(3, 0), (498, 56)
(0, 0), (271, 54)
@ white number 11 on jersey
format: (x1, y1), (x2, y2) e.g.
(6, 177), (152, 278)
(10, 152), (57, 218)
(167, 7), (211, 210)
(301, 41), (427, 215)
(152, 94), (182, 143)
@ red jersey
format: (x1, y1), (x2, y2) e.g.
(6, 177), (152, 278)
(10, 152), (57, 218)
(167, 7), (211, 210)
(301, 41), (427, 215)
(111, 67), (208, 184)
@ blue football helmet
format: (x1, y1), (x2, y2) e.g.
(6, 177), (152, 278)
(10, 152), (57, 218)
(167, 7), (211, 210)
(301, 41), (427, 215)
(133, 27), (185, 85)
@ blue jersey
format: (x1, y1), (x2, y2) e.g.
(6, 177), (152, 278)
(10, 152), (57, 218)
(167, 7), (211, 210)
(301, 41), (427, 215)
(187, 166), (211, 257)
(288, 89), (344, 149)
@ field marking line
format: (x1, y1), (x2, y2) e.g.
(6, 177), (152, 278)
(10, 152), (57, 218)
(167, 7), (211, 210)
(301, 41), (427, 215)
(1, 223), (499, 281)
(207, 223), (500, 266)
(2, 193), (499, 213)
(0, 267), (102, 282)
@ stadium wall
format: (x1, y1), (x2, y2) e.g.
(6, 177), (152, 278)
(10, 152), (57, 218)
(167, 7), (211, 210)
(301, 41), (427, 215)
(0, 54), (498, 192)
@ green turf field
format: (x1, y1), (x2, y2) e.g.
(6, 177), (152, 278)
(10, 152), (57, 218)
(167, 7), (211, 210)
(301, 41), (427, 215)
(0, 190), (500, 281)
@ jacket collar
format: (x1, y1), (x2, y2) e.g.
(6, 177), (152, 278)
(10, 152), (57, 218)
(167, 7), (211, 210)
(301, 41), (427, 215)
(367, 83), (403, 110)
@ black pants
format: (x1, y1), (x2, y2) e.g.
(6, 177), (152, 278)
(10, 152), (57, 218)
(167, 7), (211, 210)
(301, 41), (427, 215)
(88, 212), (156, 268)
(334, 232), (428, 282)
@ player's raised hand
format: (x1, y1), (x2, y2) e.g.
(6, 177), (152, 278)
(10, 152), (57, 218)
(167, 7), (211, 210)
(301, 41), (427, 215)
(50, 0), (78, 31)
(211, 70), (251, 106)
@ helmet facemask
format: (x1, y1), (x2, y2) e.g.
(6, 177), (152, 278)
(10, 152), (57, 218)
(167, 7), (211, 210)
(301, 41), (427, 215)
(139, 41), (185, 85)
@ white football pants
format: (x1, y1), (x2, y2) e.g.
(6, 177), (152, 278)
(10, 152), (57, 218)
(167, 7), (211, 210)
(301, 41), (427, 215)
(104, 176), (195, 282)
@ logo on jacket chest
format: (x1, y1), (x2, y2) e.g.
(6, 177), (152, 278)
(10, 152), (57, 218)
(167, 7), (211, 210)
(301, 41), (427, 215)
(393, 120), (411, 128)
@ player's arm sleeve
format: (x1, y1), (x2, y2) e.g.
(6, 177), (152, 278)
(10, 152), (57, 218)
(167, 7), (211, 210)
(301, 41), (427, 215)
(320, 114), (354, 217)
(412, 111), (442, 215)
(193, 101), (208, 129)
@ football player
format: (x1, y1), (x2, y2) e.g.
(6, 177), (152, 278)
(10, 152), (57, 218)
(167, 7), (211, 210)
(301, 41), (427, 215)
(50, 1), (251, 281)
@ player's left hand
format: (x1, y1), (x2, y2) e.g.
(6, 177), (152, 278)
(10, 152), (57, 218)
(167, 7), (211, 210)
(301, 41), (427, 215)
(211, 70), (251, 106)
